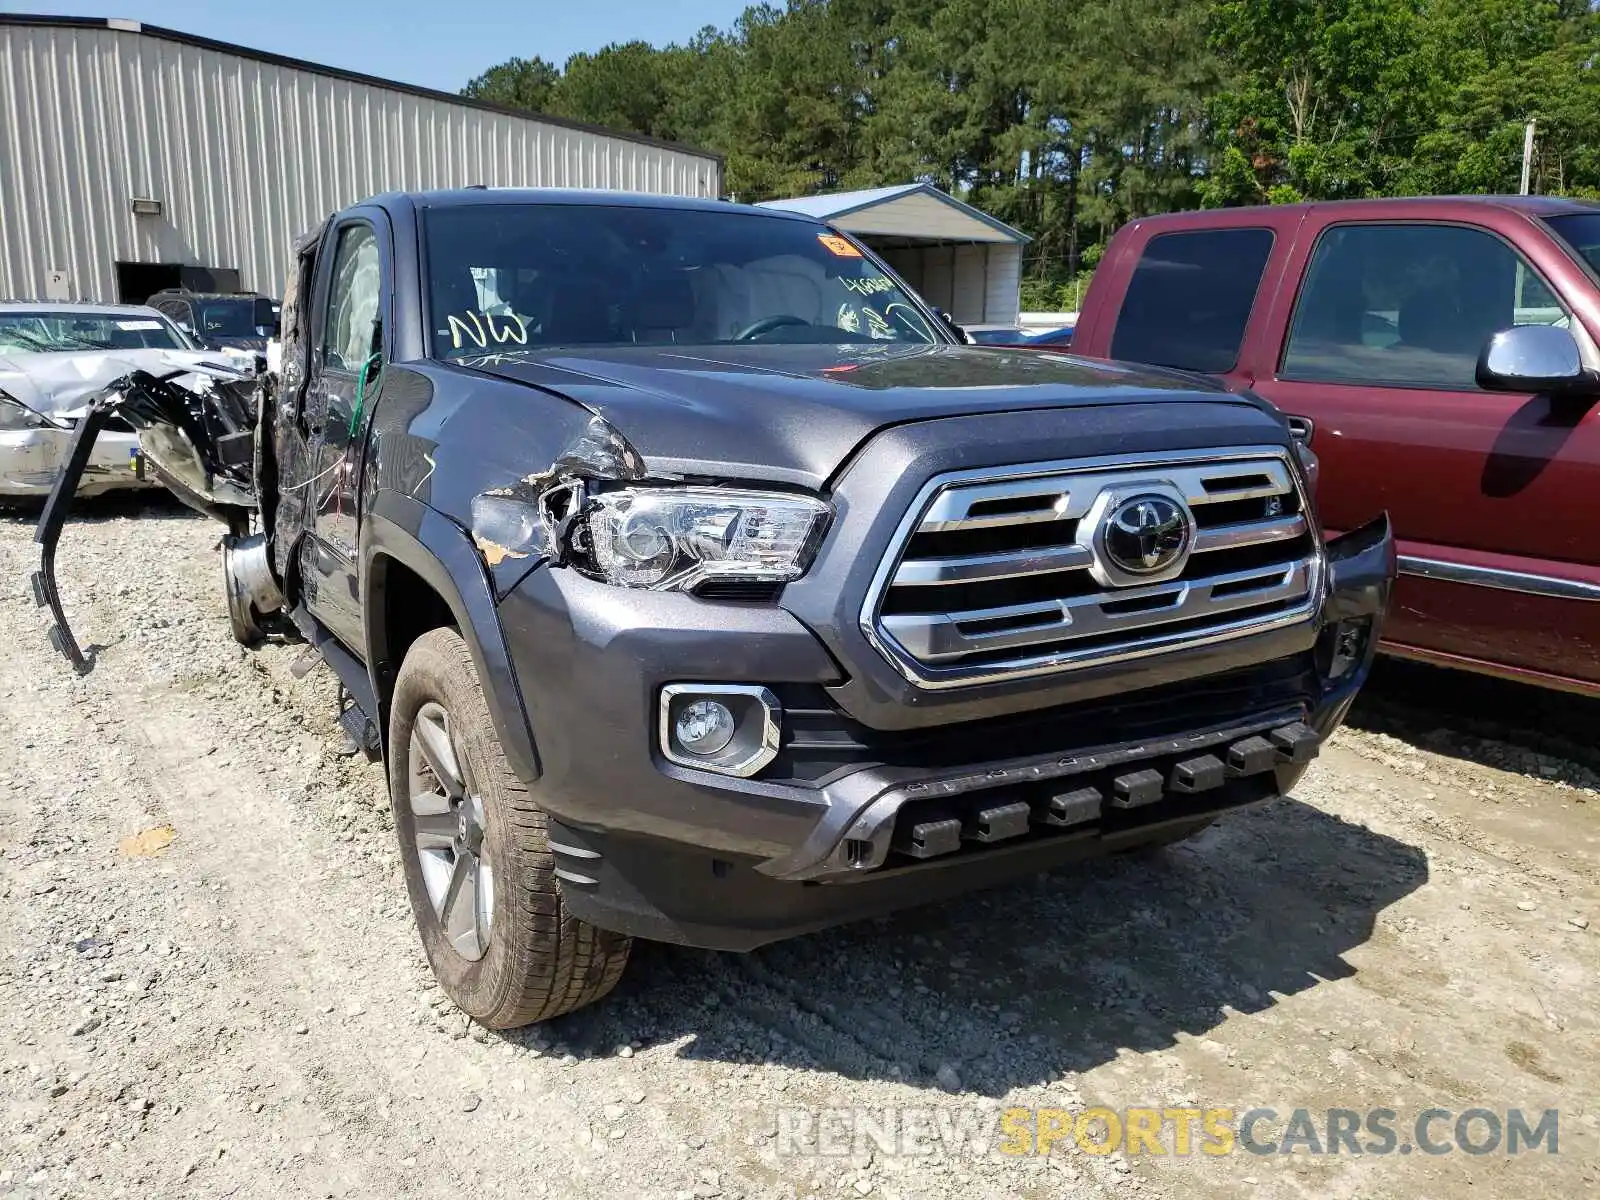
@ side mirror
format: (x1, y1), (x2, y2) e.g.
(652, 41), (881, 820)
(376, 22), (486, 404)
(934, 309), (969, 344)
(1476, 325), (1596, 398)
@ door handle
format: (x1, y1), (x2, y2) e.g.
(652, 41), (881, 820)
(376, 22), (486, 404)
(1286, 415), (1315, 446)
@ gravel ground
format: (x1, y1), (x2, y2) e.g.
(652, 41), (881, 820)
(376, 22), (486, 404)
(0, 496), (1596, 1199)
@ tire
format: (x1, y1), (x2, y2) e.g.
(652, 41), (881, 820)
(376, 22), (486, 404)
(389, 627), (631, 1027)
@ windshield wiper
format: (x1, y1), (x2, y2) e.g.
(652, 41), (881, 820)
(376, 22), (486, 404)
(1, 330), (54, 352)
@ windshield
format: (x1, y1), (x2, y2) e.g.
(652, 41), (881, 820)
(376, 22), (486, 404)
(0, 311), (187, 354)
(1545, 213), (1600, 279)
(423, 203), (941, 358)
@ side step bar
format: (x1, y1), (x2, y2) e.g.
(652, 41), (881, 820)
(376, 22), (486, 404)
(290, 605), (382, 757)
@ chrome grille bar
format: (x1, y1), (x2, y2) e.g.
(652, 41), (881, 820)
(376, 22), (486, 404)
(911, 458), (1295, 534)
(882, 559), (1312, 661)
(892, 543), (1096, 586)
(1192, 514), (1307, 554)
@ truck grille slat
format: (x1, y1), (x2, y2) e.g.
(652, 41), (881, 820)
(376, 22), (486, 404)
(891, 542), (1096, 586)
(862, 449), (1323, 688)
(882, 559), (1310, 661)
(1192, 514), (1307, 553)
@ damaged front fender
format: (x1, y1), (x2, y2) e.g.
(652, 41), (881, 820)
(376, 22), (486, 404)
(467, 413), (650, 587)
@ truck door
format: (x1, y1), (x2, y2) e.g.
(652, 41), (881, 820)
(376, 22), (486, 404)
(1251, 218), (1600, 690)
(299, 214), (390, 649)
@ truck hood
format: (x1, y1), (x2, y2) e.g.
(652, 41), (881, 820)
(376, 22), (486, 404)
(459, 342), (1253, 489)
(0, 348), (241, 420)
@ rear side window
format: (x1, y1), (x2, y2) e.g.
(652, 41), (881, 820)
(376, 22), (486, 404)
(1110, 228), (1274, 373)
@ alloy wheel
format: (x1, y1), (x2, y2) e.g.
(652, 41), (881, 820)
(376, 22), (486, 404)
(407, 701), (494, 961)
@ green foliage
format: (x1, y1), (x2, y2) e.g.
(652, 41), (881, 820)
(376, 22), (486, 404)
(462, 0), (1600, 294)
(462, 56), (560, 113)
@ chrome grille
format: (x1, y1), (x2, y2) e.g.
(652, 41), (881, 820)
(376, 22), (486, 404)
(862, 448), (1323, 688)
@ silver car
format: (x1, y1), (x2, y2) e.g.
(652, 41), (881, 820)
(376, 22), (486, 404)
(0, 301), (222, 497)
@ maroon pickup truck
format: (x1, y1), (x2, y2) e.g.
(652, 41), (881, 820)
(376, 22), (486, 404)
(1072, 196), (1600, 697)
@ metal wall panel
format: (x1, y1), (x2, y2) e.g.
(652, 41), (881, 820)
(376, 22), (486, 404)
(951, 244), (989, 325)
(0, 22), (722, 302)
(983, 244), (1022, 325)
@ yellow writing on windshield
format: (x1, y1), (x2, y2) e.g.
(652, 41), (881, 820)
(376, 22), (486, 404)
(842, 276), (895, 297)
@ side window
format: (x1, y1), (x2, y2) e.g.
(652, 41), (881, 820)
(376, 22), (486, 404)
(1110, 228), (1274, 373)
(322, 224), (382, 372)
(1281, 223), (1569, 389)
(155, 299), (190, 325)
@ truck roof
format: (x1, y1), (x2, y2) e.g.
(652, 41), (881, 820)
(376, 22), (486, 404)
(361, 187), (814, 222)
(148, 290), (272, 301)
(1131, 194), (1600, 230)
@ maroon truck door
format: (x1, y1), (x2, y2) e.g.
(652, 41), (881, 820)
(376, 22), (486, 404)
(1245, 209), (1600, 693)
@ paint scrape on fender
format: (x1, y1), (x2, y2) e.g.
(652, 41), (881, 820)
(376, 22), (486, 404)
(468, 415), (650, 570)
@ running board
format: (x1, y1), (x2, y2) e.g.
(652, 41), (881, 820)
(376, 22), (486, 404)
(291, 605), (379, 723)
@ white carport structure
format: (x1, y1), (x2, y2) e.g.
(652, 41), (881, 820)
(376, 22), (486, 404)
(758, 183), (1029, 326)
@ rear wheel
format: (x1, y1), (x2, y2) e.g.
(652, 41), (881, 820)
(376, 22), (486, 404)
(389, 627), (631, 1027)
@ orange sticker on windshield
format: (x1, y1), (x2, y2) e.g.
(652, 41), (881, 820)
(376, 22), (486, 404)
(818, 233), (862, 258)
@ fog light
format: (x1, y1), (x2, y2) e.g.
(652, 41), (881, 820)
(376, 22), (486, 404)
(659, 684), (782, 778)
(675, 699), (736, 756)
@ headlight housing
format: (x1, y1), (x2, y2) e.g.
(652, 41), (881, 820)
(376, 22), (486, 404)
(0, 394), (51, 432)
(575, 487), (831, 592)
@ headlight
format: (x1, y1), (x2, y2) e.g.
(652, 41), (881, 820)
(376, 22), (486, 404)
(0, 395), (51, 432)
(576, 487), (831, 591)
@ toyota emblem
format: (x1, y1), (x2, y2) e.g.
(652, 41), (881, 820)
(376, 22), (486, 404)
(1103, 494), (1191, 575)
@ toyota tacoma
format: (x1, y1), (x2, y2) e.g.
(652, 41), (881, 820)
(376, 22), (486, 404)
(33, 189), (1395, 1028)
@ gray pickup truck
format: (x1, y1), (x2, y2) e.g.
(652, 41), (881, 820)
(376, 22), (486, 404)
(35, 189), (1395, 1029)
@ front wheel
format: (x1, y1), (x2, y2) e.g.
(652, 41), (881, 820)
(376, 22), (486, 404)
(389, 627), (631, 1027)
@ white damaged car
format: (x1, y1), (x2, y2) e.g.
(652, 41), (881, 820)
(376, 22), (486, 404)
(0, 301), (242, 498)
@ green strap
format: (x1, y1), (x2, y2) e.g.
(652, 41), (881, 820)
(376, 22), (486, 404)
(348, 352), (383, 437)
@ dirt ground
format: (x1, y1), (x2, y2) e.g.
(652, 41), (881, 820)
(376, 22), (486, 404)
(0, 496), (1595, 1200)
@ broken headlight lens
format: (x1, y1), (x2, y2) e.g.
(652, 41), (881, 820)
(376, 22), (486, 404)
(0, 395), (51, 431)
(579, 487), (831, 591)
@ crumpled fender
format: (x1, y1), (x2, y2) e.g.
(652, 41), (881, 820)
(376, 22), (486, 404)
(360, 488), (541, 782)
(1325, 513), (1396, 623)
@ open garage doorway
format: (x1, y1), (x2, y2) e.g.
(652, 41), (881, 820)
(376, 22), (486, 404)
(758, 184), (1029, 326)
(115, 262), (182, 304)
(115, 262), (244, 304)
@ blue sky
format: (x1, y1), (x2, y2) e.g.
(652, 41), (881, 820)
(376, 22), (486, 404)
(16, 1), (753, 92)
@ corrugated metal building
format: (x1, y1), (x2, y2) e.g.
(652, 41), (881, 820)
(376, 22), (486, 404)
(0, 14), (723, 304)
(759, 183), (1029, 326)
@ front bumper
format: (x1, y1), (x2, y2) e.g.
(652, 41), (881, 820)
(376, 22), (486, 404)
(497, 514), (1394, 951)
(1, 426), (157, 497)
